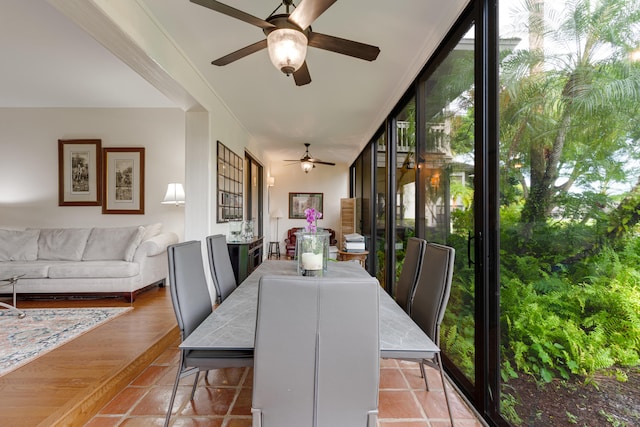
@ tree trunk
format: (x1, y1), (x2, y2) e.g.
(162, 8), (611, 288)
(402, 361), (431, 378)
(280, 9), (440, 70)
(521, 74), (575, 227)
(520, 0), (546, 233)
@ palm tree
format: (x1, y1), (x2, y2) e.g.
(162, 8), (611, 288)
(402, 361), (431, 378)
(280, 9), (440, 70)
(500, 0), (640, 236)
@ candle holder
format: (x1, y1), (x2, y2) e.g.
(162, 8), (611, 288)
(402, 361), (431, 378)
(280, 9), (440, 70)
(295, 230), (329, 277)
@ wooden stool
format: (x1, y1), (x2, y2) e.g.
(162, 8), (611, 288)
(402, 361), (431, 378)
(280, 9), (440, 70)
(268, 241), (281, 259)
(337, 250), (369, 268)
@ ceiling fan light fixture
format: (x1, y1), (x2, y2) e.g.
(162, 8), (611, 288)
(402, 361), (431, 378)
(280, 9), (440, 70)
(267, 28), (308, 75)
(300, 160), (314, 173)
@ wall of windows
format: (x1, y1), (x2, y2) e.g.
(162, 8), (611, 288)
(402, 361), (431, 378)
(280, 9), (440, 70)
(351, 0), (640, 425)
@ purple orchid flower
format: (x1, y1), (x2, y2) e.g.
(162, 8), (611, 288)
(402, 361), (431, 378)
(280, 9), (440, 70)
(304, 208), (322, 232)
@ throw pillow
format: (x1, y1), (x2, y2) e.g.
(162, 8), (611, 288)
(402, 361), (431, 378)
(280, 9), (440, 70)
(36, 228), (92, 261)
(124, 226), (145, 262)
(83, 226), (144, 261)
(0, 229), (40, 261)
(141, 222), (163, 242)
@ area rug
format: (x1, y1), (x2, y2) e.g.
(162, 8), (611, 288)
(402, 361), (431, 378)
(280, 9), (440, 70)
(0, 307), (132, 377)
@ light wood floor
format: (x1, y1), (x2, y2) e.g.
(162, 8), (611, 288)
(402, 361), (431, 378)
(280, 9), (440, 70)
(0, 286), (179, 427)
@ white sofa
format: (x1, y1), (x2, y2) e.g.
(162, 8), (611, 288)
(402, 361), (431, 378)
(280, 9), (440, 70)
(0, 224), (178, 302)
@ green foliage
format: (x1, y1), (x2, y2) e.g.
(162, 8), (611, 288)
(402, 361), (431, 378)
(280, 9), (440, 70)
(598, 409), (628, 427)
(566, 411), (578, 424)
(499, 229), (640, 383)
(500, 389), (524, 425)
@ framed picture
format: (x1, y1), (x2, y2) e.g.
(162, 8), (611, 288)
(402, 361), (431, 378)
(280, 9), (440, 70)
(102, 147), (145, 214)
(289, 192), (323, 219)
(58, 139), (102, 206)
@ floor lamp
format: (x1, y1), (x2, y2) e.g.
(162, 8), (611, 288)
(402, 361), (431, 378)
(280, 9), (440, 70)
(272, 208), (284, 242)
(269, 208), (284, 259)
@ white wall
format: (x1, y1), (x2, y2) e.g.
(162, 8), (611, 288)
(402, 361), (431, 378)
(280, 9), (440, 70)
(266, 162), (350, 250)
(0, 108), (186, 239)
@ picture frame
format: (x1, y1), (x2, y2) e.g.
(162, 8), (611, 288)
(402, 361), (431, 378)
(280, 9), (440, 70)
(289, 192), (323, 219)
(58, 139), (102, 206)
(102, 147), (145, 214)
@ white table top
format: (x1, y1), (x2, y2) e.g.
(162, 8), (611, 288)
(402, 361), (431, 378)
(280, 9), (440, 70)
(180, 260), (439, 359)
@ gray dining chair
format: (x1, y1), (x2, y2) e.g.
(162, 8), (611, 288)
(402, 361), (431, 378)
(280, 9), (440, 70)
(206, 234), (237, 304)
(395, 237), (427, 315)
(409, 242), (456, 426)
(252, 275), (380, 427)
(165, 240), (253, 427)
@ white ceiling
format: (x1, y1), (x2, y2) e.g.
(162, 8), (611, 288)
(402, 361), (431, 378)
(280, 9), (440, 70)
(0, 0), (469, 164)
(0, 0), (176, 108)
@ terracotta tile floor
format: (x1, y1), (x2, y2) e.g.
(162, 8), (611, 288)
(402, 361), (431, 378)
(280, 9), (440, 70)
(86, 340), (484, 427)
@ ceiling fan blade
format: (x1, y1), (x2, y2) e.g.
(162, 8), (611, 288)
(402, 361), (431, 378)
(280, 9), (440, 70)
(308, 32), (380, 61)
(288, 0), (337, 30)
(190, 0), (275, 30)
(293, 62), (312, 86)
(212, 39), (268, 66)
(309, 159), (336, 166)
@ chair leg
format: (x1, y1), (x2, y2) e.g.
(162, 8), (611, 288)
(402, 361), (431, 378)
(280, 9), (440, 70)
(164, 355), (185, 427)
(190, 371), (201, 401)
(436, 353), (455, 427)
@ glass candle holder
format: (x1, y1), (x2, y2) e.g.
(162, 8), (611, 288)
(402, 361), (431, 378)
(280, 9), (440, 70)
(295, 230), (329, 277)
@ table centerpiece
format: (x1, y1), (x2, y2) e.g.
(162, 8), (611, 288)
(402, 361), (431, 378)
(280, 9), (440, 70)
(296, 207), (329, 276)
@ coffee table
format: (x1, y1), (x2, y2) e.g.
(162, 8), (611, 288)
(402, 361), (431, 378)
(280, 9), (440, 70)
(0, 274), (26, 318)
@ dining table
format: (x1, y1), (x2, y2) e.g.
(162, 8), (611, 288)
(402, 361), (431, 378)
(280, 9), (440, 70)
(180, 259), (439, 360)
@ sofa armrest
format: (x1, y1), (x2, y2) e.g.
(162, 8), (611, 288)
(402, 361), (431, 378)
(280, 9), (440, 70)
(135, 232), (179, 259)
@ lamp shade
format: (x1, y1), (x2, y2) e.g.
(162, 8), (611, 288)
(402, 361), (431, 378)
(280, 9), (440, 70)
(267, 28), (308, 75)
(267, 176), (275, 187)
(271, 208), (285, 218)
(301, 161), (314, 173)
(161, 183), (185, 205)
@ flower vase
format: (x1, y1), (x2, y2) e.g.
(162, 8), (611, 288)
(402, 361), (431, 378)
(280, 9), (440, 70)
(295, 230), (329, 277)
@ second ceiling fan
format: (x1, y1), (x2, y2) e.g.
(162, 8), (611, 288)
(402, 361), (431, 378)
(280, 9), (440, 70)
(286, 143), (335, 173)
(191, 0), (380, 86)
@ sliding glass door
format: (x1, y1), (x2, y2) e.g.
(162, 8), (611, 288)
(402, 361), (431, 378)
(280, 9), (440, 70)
(417, 22), (478, 393)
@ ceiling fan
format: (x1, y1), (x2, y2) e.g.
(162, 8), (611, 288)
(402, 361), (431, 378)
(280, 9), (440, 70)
(286, 143), (336, 173)
(190, 0), (381, 86)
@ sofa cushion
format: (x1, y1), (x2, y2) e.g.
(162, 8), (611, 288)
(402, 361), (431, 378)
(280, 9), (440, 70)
(0, 260), (50, 279)
(83, 226), (145, 262)
(0, 229), (40, 261)
(36, 228), (92, 261)
(47, 260), (140, 279)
